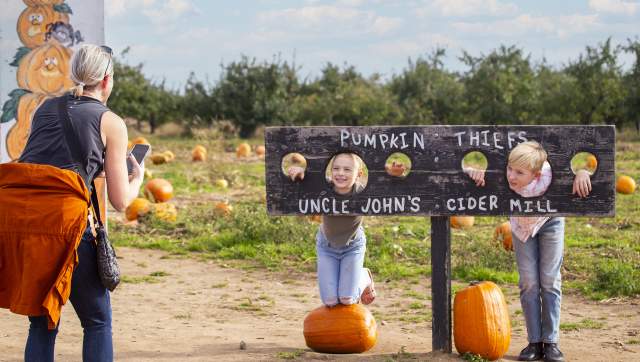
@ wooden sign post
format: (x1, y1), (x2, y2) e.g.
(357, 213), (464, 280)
(265, 125), (615, 352)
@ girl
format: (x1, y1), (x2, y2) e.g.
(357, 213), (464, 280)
(288, 152), (376, 306)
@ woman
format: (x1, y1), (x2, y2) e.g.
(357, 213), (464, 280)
(14, 44), (142, 361)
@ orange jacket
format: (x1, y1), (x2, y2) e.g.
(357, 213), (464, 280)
(0, 163), (90, 329)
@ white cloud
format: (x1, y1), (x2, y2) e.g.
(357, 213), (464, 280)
(257, 5), (401, 36)
(588, 0), (639, 15)
(369, 33), (457, 56)
(417, 0), (518, 18)
(452, 14), (601, 39)
(106, 0), (195, 24)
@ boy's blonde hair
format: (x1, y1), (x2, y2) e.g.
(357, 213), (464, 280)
(69, 44), (113, 97)
(508, 141), (547, 173)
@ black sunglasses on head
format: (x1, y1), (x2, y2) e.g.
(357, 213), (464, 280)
(101, 45), (113, 78)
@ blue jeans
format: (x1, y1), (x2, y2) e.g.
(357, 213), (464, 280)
(316, 227), (369, 306)
(513, 217), (565, 344)
(25, 226), (113, 362)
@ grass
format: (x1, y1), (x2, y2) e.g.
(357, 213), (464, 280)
(111, 128), (640, 300)
(560, 318), (606, 331)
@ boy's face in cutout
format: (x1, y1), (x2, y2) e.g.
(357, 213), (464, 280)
(331, 154), (360, 195)
(507, 163), (540, 191)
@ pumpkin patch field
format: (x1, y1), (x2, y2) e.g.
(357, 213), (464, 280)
(1, 128), (638, 361)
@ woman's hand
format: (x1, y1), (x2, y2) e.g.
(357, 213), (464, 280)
(572, 169), (592, 198)
(288, 166), (305, 181)
(464, 167), (486, 187)
(128, 154), (144, 183)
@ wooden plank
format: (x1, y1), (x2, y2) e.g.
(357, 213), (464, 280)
(265, 125), (615, 216)
(431, 216), (452, 352)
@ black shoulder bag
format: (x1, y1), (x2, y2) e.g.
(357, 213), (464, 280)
(57, 96), (120, 291)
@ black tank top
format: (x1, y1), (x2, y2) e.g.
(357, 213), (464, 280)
(20, 94), (109, 188)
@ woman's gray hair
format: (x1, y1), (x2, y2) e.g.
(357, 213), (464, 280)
(69, 44), (113, 97)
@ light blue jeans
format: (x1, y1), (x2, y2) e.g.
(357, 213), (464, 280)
(513, 217), (565, 344)
(316, 227), (369, 307)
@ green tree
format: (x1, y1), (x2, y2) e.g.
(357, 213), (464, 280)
(389, 49), (464, 124)
(622, 37), (640, 131)
(460, 45), (536, 124)
(564, 38), (626, 125)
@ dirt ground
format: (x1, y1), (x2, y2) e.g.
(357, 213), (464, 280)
(1, 247), (639, 362)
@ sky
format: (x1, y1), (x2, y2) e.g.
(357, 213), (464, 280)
(105, 0), (640, 89)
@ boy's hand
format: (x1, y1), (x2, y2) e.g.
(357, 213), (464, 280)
(572, 169), (592, 198)
(287, 166), (305, 181)
(464, 167), (486, 187)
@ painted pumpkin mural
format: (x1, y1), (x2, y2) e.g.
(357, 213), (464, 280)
(17, 5), (69, 49)
(16, 39), (73, 95)
(6, 92), (48, 160)
(23, 0), (65, 6)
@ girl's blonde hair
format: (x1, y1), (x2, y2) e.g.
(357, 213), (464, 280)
(508, 141), (547, 173)
(69, 44), (113, 97)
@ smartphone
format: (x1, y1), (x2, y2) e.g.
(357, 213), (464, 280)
(127, 143), (151, 174)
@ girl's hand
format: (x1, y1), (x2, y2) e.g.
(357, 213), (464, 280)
(572, 169), (592, 198)
(464, 167), (486, 187)
(288, 166), (305, 181)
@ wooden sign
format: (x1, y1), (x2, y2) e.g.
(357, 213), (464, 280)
(266, 125), (615, 217)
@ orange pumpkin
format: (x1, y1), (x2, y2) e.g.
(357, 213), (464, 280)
(193, 145), (207, 154)
(152, 202), (177, 223)
(616, 175), (636, 194)
(450, 216), (474, 229)
(125, 197), (152, 221)
(236, 143), (251, 158)
(454, 281), (511, 361)
(255, 145), (266, 157)
(192, 149), (206, 162)
(303, 304), (378, 354)
(6, 92), (48, 160)
(494, 221), (513, 251)
(16, 39), (73, 95)
(23, 0), (64, 6)
(214, 201), (233, 216)
(150, 153), (169, 165)
(586, 154), (597, 171)
(385, 161), (406, 177)
(144, 178), (174, 203)
(162, 150), (175, 162)
(308, 215), (322, 223)
(132, 136), (150, 146)
(17, 5), (69, 49)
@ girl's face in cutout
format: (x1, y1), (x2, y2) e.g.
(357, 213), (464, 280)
(507, 163), (539, 191)
(331, 153), (361, 195)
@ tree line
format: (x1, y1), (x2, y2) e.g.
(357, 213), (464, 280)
(108, 38), (640, 138)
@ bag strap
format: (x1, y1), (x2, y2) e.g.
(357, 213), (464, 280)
(56, 95), (104, 228)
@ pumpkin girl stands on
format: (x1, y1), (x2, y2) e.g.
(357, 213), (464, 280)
(288, 152), (376, 307)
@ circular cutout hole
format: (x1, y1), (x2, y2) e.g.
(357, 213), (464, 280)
(324, 153), (368, 194)
(385, 152), (412, 178)
(571, 152), (597, 175)
(282, 152), (307, 180)
(461, 151), (488, 172)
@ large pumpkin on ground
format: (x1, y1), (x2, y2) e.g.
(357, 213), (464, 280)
(17, 39), (73, 95)
(454, 281), (511, 361)
(152, 202), (177, 223)
(450, 216), (474, 229)
(236, 143), (251, 158)
(17, 5), (69, 49)
(125, 198), (152, 221)
(303, 304), (377, 354)
(6, 92), (48, 159)
(132, 136), (150, 146)
(494, 221), (513, 251)
(192, 149), (206, 162)
(616, 175), (636, 194)
(144, 178), (174, 203)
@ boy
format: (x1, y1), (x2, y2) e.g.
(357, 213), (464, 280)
(466, 141), (591, 362)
